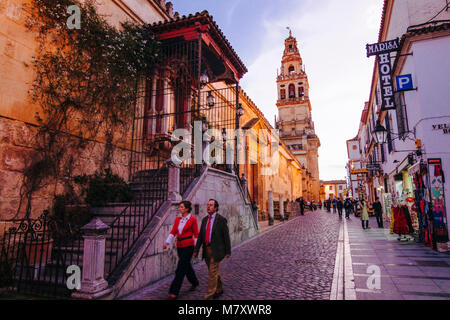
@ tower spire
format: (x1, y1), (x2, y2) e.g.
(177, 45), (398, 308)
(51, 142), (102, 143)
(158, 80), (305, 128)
(286, 26), (292, 37)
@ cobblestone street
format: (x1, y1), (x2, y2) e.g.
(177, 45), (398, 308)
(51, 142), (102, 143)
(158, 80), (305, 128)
(123, 210), (341, 300)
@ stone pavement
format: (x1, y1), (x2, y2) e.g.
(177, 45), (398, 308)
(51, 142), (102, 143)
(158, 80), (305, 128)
(122, 209), (340, 300)
(345, 214), (450, 300)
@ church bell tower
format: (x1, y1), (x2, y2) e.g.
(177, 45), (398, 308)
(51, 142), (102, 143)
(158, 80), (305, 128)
(276, 30), (321, 201)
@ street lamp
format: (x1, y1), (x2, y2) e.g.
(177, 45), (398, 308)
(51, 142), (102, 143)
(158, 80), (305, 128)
(372, 120), (387, 145)
(206, 91), (215, 108)
(236, 103), (244, 117)
(222, 127), (227, 141)
(200, 71), (209, 88)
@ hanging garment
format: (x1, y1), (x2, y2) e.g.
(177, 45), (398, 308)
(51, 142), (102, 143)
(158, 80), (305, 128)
(390, 207), (395, 235)
(409, 206), (419, 232)
(393, 206), (410, 235)
(434, 164), (442, 177)
(403, 206), (414, 234)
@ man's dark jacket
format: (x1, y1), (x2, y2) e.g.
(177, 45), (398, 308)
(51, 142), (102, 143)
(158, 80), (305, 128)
(373, 201), (382, 215)
(194, 213), (231, 263)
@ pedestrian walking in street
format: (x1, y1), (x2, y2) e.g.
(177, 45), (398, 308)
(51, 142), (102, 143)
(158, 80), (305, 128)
(373, 197), (383, 228)
(361, 199), (369, 230)
(194, 199), (231, 300)
(318, 200), (322, 210)
(344, 198), (351, 219)
(296, 197), (305, 216)
(163, 201), (200, 300)
(337, 198), (344, 218)
(332, 199), (337, 213)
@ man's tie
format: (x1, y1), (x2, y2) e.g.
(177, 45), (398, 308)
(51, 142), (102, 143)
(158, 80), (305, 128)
(205, 216), (212, 246)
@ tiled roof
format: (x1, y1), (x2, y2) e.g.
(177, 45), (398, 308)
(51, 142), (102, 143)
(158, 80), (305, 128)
(150, 10), (248, 76)
(378, 0), (389, 42)
(320, 180), (347, 185)
(242, 118), (260, 130)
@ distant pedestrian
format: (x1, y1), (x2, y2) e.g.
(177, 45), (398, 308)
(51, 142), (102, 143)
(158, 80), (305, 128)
(337, 198), (344, 218)
(297, 197), (305, 216)
(318, 200), (322, 210)
(194, 199), (231, 300)
(344, 198), (351, 219)
(373, 197), (383, 228)
(332, 199), (337, 213)
(163, 201), (199, 300)
(361, 200), (369, 230)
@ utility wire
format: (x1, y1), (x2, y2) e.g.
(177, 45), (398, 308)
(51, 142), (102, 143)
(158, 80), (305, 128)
(424, 2), (449, 24)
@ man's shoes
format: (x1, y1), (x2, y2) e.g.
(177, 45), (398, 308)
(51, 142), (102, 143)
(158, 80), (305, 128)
(213, 290), (224, 299)
(168, 294), (177, 300)
(189, 284), (199, 292)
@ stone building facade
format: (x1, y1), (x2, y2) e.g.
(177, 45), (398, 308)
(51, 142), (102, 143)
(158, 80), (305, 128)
(275, 32), (321, 201)
(0, 0), (176, 233)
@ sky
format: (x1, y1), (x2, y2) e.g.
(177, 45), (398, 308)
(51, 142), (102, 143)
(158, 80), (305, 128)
(172, 0), (384, 180)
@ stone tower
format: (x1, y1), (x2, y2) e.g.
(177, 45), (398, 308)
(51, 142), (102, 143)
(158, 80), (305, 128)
(275, 31), (320, 201)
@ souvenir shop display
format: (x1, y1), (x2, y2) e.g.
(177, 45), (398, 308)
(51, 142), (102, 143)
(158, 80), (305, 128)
(428, 160), (449, 247)
(411, 165), (432, 246)
(392, 195), (414, 242)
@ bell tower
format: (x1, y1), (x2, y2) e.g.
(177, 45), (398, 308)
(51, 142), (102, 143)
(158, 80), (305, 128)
(276, 30), (321, 201)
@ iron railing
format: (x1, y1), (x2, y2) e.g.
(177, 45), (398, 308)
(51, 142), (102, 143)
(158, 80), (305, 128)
(0, 212), (83, 298)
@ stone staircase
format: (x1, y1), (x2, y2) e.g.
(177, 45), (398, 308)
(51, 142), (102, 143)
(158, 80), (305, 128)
(9, 168), (171, 298)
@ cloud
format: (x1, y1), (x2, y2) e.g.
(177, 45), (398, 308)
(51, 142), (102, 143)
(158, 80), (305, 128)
(226, 0), (241, 25)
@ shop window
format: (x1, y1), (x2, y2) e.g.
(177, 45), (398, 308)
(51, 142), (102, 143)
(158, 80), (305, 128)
(280, 89), (286, 100)
(289, 84), (295, 98)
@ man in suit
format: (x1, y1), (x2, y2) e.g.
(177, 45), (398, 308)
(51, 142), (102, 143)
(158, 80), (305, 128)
(194, 199), (231, 300)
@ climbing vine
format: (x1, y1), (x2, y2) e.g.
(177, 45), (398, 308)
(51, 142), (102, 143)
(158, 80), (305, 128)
(17, 0), (162, 219)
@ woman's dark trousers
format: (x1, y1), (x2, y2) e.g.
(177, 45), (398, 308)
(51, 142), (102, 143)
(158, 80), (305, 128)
(361, 220), (369, 229)
(169, 246), (199, 296)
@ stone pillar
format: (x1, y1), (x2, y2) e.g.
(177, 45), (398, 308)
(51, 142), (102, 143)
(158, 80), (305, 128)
(167, 160), (182, 201)
(279, 195), (285, 221)
(73, 218), (111, 299)
(268, 191), (274, 226)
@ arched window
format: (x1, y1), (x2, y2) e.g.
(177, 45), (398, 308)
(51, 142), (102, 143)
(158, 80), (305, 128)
(289, 84), (295, 98)
(298, 86), (304, 97)
(288, 65), (295, 74)
(280, 89), (286, 100)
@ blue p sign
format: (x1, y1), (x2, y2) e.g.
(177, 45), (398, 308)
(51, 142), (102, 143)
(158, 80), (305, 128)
(396, 74), (413, 91)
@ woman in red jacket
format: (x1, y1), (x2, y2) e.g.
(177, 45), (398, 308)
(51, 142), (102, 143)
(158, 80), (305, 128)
(163, 200), (199, 300)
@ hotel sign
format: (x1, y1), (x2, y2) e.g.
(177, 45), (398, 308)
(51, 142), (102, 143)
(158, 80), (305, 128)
(366, 38), (400, 111)
(366, 38), (400, 57)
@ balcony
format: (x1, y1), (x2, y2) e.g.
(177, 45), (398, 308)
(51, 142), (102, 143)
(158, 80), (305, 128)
(277, 70), (305, 81)
(279, 130), (307, 138)
(277, 96), (308, 104)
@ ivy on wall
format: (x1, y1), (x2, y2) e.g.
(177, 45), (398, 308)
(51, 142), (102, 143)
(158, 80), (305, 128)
(17, 0), (162, 220)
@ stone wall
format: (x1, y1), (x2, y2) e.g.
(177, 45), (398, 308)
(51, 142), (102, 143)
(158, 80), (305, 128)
(0, 117), (131, 234)
(115, 167), (258, 298)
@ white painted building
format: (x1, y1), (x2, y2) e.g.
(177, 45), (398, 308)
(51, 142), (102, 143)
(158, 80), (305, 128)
(348, 0), (450, 250)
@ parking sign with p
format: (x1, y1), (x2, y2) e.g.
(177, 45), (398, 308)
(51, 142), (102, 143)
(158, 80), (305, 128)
(396, 74), (414, 91)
